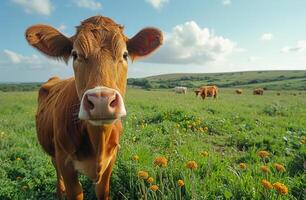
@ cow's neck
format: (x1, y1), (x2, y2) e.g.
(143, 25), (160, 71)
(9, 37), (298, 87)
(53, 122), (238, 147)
(85, 122), (121, 183)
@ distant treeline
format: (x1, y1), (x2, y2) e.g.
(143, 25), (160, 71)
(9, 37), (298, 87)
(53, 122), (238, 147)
(0, 83), (41, 92)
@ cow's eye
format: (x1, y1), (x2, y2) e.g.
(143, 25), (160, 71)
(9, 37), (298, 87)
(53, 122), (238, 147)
(71, 51), (78, 61)
(123, 51), (128, 61)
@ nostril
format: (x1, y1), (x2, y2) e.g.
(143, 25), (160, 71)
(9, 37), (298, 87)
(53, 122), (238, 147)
(85, 94), (95, 110)
(109, 94), (119, 108)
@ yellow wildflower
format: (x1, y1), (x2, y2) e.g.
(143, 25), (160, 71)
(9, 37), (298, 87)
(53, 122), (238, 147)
(147, 177), (154, 183)
(261, 179), (273, 190)
(258, 150), (270, 158)
(16, 157), (21, 161)
(203, 127), (208, 131)
(273, 182), (288, 195)
(150, 185), (159, 191)
(132, 155), (139, 161)
(138, 171), (149, 179)
(239, 163), (247, 170)
(186, 161), (198, 170)
(153, 156), (168, 167)
(274, 163), (286, 172)
(178, 180), (185, 187)
(260, 165), (271, 173)
(201, 151), (209, 157)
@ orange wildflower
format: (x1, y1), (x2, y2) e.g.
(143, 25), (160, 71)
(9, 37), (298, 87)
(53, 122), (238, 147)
(178, 180), (185, 187)
(153, 156), (168, 167)
(258, 150), (270, 158)
(150, 185), (159, 191)
(273, 182), (288, 195)
(147, 177), (154, 183)
(260, 165), (271, 173)
(261, 179), (273, 190)
(239, 163), (247, 170)
(274, 163), (286, 172)
(138, 171), (149, 179)
(186, 161), (198, 170)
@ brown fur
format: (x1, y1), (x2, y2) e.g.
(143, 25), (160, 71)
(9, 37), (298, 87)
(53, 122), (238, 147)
(253, 88), (264, 95)
(26, 15), (162, 200)
(235, 89), (242, 94)
(195, 85), (218, 100)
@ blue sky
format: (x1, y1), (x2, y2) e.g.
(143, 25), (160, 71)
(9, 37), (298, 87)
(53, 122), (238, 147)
(1, 0), (306, 82)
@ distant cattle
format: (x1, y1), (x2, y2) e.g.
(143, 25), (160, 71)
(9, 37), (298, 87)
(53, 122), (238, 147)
(235, 89), (243, 94)
(26, 15), (163, 199)
(174, 86), (187, 94)
(253, 88), (264, 95)
(276, 92), (281, 96)
(195, 85), (218, 100)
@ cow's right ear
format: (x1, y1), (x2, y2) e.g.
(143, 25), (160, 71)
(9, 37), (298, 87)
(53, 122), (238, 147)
(25, 24), (73, 62)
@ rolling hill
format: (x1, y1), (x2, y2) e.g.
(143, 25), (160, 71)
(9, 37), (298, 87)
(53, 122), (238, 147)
(0, 70), (305, 92)
(128, 70), (306, 90)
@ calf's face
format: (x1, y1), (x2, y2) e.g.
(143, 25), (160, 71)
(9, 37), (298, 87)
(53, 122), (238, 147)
(25, 16), (162, 125)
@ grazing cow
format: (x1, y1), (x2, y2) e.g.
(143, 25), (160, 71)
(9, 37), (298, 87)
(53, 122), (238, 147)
(277, 92), (281, 96)
(174, 86), (187, 94)
(235, 89), (243, 94)
(194, 88), (201, 96)
(195, 85), (218, 100)
(253, 88), (264, 95)
(25, 16), (162, 200)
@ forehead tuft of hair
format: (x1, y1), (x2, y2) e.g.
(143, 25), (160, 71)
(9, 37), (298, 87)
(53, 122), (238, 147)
(74, 15), (127, 58)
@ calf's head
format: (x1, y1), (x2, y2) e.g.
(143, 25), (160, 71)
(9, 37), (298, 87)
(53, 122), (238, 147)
(25, 16), (162, 125)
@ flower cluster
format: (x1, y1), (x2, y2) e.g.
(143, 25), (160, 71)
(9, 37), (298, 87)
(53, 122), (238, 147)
(153, 156), (168, 167)
(239, 163), (247, 170)
(186, 161), (198, 170)
(274, 163), (285, 172)
(138, 171), (149, 179)
(258, 150), (270, 158)
(261, 179), (273, 190)
(273, 182), (288, 195)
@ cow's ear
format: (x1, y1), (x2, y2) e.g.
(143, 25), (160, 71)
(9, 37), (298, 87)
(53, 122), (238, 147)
(25, 24), (73, 62)
(127, 28), (163, 61)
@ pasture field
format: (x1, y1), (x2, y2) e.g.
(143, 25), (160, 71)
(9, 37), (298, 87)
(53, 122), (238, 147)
(0, 88), (305, 199)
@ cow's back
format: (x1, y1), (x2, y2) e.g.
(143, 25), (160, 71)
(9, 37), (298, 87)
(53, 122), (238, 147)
(36, 77), (74, 156)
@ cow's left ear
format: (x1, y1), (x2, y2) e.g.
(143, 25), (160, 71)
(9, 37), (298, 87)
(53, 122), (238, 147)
(127, 28), (163, 61)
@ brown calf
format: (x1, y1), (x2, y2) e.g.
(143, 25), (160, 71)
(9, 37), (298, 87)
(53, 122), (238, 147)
(253, 88), (264, 95)
(25, 16), (162, 200)
(235, 89), (242, 94)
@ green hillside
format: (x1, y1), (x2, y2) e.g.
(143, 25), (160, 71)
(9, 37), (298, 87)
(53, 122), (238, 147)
(128, 70), (306, 90)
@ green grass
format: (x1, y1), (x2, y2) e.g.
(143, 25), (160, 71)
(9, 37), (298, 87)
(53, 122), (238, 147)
(0, 89), (305, 199)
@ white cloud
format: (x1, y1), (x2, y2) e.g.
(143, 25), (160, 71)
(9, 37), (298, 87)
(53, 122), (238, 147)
(223, 0), (232, 5)
(1, 49), (63, 70)
(146, 0), (168, 9)
(260, 33), (273, 41)
(11, 0), (53, 16)
(3, 49), (41, 64)
(145, 21), (239, 65)
(73, 0), (102, 10)
(281, 40), (306, 53)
